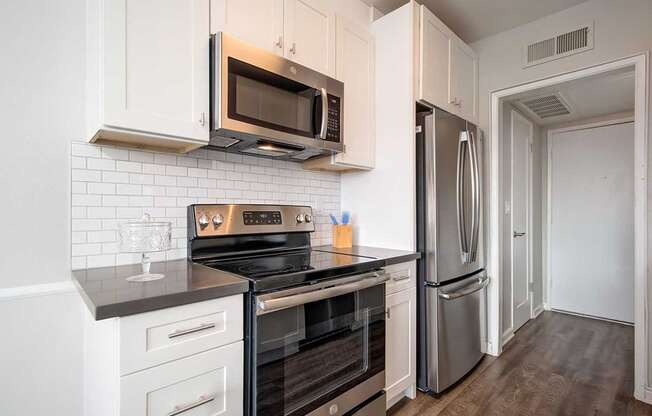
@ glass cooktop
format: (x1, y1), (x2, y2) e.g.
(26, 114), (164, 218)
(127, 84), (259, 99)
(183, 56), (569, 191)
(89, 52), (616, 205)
(201, 249), (382, 292)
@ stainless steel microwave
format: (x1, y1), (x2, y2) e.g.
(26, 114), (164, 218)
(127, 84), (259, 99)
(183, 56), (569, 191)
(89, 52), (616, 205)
(209, 32), (344, 161)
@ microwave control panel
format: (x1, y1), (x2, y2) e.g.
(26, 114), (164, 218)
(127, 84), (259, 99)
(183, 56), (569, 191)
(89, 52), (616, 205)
(326, 94), (341, 142)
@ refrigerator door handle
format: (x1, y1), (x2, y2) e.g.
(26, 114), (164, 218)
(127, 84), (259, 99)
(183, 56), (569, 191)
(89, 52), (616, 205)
(438, 275), (490, 300)
(456, 132), (469, 263)
(468, 129), (481, 262)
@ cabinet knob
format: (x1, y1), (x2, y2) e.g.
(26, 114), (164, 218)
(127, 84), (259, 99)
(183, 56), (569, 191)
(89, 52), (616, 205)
(275, 35), (283, 49)
(198, 112), (206, 126)
(289, 42), (296, 55)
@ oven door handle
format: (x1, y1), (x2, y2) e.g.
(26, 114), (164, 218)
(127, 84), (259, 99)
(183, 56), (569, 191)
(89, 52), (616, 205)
(256, 272), (389, 315)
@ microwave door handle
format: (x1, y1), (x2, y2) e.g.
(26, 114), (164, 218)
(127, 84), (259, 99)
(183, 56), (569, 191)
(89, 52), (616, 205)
(317, 88), (328, 139)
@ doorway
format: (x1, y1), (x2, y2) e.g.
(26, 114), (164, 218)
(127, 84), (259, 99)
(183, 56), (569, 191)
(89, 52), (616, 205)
(548, 120), (635, 323)
(487, 55), (648, 402)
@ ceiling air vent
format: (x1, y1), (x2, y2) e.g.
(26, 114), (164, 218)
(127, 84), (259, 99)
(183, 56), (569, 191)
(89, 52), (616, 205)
(518, 93), (571, 119)
(523, 22), (594, 68)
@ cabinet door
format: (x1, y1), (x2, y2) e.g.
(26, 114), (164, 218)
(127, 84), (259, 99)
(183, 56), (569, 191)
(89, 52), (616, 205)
(103, 0), (209, 142)
(418, 5), (452, 112)
(210, 0), (284, 54)
(450, 40), (478, 123)
(333, 16), (375, 169)
(385, 287), (417, 405)
(283, 0), (336, 76)
(121, 342), (244, 416)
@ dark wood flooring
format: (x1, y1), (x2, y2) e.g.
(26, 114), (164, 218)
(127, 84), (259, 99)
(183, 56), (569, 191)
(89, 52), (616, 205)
(389, 311), (652, 416)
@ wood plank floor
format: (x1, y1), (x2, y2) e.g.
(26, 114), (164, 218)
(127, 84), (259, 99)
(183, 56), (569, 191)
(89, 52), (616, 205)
(389, 311), (652, 416)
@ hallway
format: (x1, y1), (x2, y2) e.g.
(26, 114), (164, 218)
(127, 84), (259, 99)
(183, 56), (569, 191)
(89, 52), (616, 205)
(390, 312), (652, 415)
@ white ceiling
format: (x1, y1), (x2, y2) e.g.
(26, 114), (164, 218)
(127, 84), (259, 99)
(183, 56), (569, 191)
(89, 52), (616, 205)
(361, 0), (590, 43)
(506, 67), (635, 126)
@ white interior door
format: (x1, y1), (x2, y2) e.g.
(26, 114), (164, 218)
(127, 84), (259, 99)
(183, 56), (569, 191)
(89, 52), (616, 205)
(511, 110), (532, 332)
(550, 122), (635, 323)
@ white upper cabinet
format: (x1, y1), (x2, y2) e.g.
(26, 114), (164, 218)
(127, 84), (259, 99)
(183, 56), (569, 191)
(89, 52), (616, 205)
(211, 0), (335, 77)
(449, 40), (478, 123)
(419, 6), (452, 113)
(87, 0), (210, 152)
(304, 15), (375, 171)
(210, 0), (284, 53)
(283, 0), (336, 76)
(417, 4), (478, 124)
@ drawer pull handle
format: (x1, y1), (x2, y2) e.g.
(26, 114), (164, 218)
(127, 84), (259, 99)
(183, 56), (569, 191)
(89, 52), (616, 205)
(391, 273), (410, 282)
(168, 323), (216, 339)
(168, 394), (215, 416)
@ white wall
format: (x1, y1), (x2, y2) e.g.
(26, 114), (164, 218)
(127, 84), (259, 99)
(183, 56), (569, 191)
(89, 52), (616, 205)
(0, 0), (85, 414)
(471, 0), (652, 388)
(0, 0), (373, 414)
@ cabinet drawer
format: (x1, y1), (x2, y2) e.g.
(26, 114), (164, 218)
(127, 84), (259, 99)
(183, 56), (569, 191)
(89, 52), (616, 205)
(121, 341), (244, 416)
(385, 261), (416, 295)
(120, 295), (243, 375)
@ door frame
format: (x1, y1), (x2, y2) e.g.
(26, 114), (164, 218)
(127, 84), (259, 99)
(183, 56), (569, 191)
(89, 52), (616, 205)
(506, 109), (534, 345)
(488, 54), (649, 403)
(545, 116), (636, 318)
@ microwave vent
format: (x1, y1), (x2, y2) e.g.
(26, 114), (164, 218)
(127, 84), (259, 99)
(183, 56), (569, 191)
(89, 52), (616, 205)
(523, 22), (593, 68)
(209, 136), (240, 148)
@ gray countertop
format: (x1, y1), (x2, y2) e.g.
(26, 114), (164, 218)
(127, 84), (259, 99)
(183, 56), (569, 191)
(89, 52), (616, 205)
(72, 260), (248, 320)
(313, 245), (420, 266)
(73, 246), (420, 321)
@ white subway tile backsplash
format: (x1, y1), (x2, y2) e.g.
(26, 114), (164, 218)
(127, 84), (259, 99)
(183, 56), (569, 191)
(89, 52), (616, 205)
(116, 161), (142, 173)
(71, 141), (341, 269)
(101, 147), (130, 161)
(87, 183), (116, 195)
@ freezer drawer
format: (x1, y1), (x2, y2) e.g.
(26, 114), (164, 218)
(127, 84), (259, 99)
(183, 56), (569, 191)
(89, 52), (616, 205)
(425, 271), (488, 393)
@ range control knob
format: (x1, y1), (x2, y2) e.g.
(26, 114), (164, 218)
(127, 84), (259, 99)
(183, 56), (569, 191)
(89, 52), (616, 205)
(212, 214), (224, 227)
(198, 213), (210, 228)
(296, 214), (305, 223)
(304, 213), (313, 223)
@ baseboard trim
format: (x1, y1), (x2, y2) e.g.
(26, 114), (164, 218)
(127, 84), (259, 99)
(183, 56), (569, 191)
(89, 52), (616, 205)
(0, 280), (76, 302)
(502, 329), (515, 348)
(550, 308), (634, 326)
(638, 386), (652, 405)
(532, 304), (545, 318)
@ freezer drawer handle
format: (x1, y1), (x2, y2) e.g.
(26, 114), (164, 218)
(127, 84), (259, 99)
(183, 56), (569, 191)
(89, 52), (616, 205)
(438, 275), (490, 300)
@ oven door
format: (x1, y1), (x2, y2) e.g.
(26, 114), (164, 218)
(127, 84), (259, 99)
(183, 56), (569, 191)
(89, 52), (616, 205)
(211, 33), (343, 156)
(253, 271), (387, 416)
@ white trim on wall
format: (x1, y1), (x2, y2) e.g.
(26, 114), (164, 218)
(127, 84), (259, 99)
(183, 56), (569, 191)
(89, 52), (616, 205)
(0, 281), (76, 302)
(488, 54), (649, 403)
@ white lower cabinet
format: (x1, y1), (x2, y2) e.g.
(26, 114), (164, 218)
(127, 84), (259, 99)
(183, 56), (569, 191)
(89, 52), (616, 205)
(122, 341), (243, 416)
(84, 295), (244, 416)
(385, 261), (417, 409)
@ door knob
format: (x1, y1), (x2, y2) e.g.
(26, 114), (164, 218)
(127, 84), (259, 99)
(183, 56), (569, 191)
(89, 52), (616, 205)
(513, 231), (526, 238)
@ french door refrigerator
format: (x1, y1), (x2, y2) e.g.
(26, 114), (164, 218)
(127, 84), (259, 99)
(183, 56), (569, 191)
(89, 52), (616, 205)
(416, 107), (489, 393)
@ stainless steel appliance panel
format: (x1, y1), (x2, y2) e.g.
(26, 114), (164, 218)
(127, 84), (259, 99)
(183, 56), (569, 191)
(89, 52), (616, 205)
(425, 271), (488, 393)
(423, 110), (482, 284)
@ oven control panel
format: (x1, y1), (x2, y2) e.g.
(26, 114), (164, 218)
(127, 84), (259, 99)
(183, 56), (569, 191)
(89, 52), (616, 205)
(190, 204), (314, 237)
(243, 211), (282, 225)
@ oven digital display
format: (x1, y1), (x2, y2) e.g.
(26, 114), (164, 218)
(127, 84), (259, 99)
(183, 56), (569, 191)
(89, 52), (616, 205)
(243, 211), (282, 225)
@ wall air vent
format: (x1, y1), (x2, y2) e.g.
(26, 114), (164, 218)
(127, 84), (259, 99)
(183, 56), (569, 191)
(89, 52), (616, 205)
(523, 22), (594, 68)
(518, 93), (571, 120)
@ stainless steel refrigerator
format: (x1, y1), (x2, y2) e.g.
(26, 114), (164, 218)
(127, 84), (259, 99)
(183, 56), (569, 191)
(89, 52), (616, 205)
(416, 107), (489, 393)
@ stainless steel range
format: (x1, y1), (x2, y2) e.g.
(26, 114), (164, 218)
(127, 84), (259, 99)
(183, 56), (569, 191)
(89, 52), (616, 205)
(188, 204), (387, 416)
